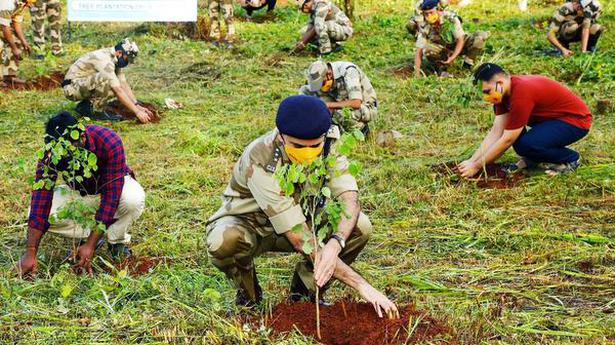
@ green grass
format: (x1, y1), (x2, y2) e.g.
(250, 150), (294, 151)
(1, 0), (614, 344)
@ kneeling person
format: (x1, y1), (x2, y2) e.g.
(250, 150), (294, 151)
(457, 63), (591, 178)
(414, 0), (488, 77)
(206, 95), (398, 318)
(294, 0), (352, 55)
(62, 39), (153, 123)
(0, 0), (33, 86)
(18, 112), (146, 276)
(547, 0), (603, 56)
(299, 60), (377, 135)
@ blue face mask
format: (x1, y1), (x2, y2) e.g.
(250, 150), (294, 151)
(116, 55), (129, 68)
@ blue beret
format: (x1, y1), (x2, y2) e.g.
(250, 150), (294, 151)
(276, 95), (331, 139)
(421, 0), (439, 10)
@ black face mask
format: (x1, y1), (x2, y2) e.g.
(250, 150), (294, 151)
(116, 55), (129, 68)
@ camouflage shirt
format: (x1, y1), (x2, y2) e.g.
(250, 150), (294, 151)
(65, 47), (125, 88)
(307, 0), (351, 33)
(299, 61), (377, 105)
(0, 0), (27, 27)
(549, 1), (601, 32)
(207, 126), (358, 235)
(416, 10), (464, 49)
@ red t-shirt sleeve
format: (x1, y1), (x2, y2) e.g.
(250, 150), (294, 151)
(506, 89), (535, 129)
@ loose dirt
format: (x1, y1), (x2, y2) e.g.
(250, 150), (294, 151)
(104, 101), (162, 123)
(110, 256), (168, 276)
(431, 161), (525, 189)
(263, 301), (454, 345)
(391, 65), (414, 78)
(1, 72), (64, 92)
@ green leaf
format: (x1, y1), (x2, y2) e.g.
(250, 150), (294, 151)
(87, 153), (98, 167)
(321, 187), (331, 198)
(348, 162), (362, 177)
(302, 241), (313, 255)
(70, 130), (80, 140)
(291, 223), (304, 233)
(60, 284), (74, 298)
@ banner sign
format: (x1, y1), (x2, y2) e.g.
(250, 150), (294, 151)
(67, 0), (198, 22)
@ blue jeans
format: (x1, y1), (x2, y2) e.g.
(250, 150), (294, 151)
(512, 120), (589, 164)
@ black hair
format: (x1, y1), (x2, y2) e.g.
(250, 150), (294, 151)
(45, 111), (80, 143)
(473, 63), (507, 85)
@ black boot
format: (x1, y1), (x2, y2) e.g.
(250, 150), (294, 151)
(235, 269), (263, 308)
(108, 243), (132, 260)
(75, 100), (94, 117)
(289, 270), (313, 302)
(587, 32), (601, 52)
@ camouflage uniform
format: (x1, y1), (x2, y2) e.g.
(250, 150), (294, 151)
(299, 61), (377, 132)
(209, 0), (235, 40)
(305, 0), (352, 54)
(29, 0), (63, 55)
(0, 0), (27, 78)
(549, 1), (603, 49)
(206, 126), (372, 300)
(416, 10), (488, 68)
(63, 47), (126, 108)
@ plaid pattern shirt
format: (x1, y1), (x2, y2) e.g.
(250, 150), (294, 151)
(28, 125), (132, 232)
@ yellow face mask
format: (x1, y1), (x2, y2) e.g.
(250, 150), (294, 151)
(425, 12), (440, 24)
(483, 83), (504, 104)
(320, 78), (333, 92)
(284, 144), (324, 165)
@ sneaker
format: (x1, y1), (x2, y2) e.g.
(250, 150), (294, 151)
(545, 158), (581, 176)
(91, 110), (125, 122)
(108, 243), (132, 260)
(501, 158), (536, 175)
(462, 61), (473, 70)
(75, 100), (94, 117)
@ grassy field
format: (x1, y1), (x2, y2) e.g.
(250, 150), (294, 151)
(1, 0), (614, 343)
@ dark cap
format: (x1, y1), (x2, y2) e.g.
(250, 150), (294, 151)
(276, 95), (331, 139)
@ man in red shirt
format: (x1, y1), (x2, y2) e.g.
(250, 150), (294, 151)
(457, 63), (591, 178)
(17, 112), (146, 277)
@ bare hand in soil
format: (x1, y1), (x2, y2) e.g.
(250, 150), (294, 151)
(314, 241), (340, 287)
(74, 244), (95, 275)
(135, 106), (152, 124)
(457, 160), (480, 179)
(17, 250), (38, 278)
(357, 284), (400, 319)
(562, 48), (573, 57)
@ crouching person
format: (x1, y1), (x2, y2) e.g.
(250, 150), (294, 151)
(18, 112), (145, 277)
(206, 95), (399, 318)
(294, 0), (352, 55)
(457, 63), (591, 178)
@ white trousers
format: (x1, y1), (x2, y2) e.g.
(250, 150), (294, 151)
(36, 176), (145, 244)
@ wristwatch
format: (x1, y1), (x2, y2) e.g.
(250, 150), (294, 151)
(330, 234), (346, 249)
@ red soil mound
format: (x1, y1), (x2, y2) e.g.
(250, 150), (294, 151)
(432, 161), (525, 189)
(1, 72), (64, 92)
(264, 301), (454, 345)
(104, 101), (162, 123)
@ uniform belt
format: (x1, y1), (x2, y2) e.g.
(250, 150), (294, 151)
(61, 79), (72, 87)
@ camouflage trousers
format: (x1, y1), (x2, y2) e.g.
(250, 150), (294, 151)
(30, 0), (63, 55)
(209, 0), (235, 40)
(423, 31), (488, 67)
(557, 21), (603, 45)
(62, 73), (117, 108)
(0, 29), (22, 77)
(206, 212), (373, 301)
(333, 102), (377, 133)
(309, 21), (353, 54)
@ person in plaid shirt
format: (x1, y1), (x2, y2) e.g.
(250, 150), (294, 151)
(18, 112), (145, 276)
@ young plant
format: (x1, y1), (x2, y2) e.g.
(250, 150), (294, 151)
(274, 129), (363, 339)
(34, 119), (105, 254)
